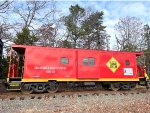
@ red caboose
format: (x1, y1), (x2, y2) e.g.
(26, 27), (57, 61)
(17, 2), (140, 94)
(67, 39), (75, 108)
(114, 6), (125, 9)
(7, 45), (149, 93)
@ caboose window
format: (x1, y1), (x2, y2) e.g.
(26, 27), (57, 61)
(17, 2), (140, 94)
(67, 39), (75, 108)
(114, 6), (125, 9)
(83, 58), (88, 65)
(89, 58), (95, 66)
(61, 57), (69, 64)
(125, 60), (130, 66)
(83, 58), (95, 66)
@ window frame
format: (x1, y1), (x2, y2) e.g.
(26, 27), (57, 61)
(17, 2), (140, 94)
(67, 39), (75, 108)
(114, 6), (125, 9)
(89, 58), (95, 66)
(60, 57), (69, 65)
(125, 60), (130, 66)
(82, 57), (95, 66)
(83, 58), (89, 66)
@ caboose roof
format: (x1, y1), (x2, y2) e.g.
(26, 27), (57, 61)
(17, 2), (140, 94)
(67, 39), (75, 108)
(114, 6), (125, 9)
(11, 44), (143, 56)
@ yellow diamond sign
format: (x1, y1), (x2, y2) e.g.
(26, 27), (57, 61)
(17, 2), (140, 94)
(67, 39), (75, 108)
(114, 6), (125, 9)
(106, 57), (120, 73)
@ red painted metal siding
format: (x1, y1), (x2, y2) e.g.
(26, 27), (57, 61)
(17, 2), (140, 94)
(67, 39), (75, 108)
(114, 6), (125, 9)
(21, 46), (139, 80)
(99, 52), (138, 79)
(24, 48), (76, 79)
(77, 50), (100, 78)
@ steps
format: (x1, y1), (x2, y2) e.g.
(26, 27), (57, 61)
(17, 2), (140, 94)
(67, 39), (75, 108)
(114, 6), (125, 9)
(7, 81), (21, 90)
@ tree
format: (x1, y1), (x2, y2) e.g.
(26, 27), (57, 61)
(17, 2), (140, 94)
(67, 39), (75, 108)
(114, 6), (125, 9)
(142, 24), (150, 76)
(63, 4), (85, 48)
(143, 24), (150, 50)
(0, 56), (9, 79)
(14, 27), (38, 45)
(57, 40), (73, 48)
(0, 1), (13, 78)
(37, 23), (56, 47)
(81, 11), (109, 49)
(63, 4), (109, 50)
(13, 1), (51, 28)
(12, 1), (60, 47)
(0, 1), (13, 48)
(0, 1), (12, 14)
(0, 23), (13, 47)
(36, 1), (63, 48)
(115, 16), (144, 51)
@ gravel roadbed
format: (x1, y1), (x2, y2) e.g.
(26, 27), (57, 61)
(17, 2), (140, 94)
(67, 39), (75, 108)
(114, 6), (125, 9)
(0, 91), (150, 113)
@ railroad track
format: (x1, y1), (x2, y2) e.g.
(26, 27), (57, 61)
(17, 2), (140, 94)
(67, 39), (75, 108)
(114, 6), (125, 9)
(0, 86), (149, 101)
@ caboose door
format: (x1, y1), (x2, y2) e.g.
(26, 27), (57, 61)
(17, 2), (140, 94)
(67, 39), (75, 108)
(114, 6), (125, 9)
(77, 50), (100, 78)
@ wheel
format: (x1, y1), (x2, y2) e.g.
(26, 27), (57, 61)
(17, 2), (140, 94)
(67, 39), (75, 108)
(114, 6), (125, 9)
(110, 83), (120, 91)
(120, 83), (130, 90)
(21, 83), (33, 94)
(102, 84), (109, 90)
(33, 83), (46, 93)
(130, 83), (137, 90)
(95, 82), (103, 90)
(47, 82), (58, 93)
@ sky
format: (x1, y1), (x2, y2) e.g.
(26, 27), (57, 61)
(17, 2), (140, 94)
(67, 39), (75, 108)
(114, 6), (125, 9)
(3, 0), (150, 49)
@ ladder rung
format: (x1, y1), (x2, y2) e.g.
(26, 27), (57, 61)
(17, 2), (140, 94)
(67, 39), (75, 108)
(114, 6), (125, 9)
(7, 89), (21, 90)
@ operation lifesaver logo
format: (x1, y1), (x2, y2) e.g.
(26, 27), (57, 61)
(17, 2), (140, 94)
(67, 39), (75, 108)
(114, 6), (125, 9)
(106, 57), (120, 73)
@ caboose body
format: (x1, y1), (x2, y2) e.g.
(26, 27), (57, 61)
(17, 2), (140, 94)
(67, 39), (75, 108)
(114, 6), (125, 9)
(6, 45), (149, 93)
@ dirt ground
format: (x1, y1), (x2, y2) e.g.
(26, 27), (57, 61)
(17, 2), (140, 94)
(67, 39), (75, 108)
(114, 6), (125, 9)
(0, 90), (150, 113)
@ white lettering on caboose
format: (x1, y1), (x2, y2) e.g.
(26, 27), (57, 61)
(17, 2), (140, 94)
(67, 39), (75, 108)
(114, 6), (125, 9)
(34, 66), (66, 70)
(34, 66), (66, 74)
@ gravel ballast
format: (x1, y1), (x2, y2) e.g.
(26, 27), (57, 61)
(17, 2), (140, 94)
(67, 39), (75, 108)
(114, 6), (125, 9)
(0, 91), (150, 113)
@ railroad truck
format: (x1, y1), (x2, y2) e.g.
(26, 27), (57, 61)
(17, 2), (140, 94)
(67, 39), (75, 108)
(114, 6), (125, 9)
(5, 45), (149, 94)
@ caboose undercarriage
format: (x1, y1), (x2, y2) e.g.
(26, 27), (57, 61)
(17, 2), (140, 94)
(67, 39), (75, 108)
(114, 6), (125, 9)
(5, 79), (148, 94)
(5, 45), (149, 94)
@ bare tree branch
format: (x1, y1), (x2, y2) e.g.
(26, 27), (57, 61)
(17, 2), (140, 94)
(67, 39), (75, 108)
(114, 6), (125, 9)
(114, 17), (144, 51)
(13, 1), (50, 28)
(0, 0), (13, 13)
